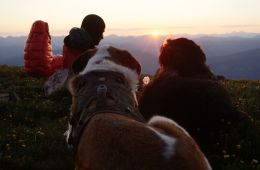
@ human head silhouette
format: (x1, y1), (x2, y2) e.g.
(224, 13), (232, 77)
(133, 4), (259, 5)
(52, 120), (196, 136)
(159, 38), (214, 77)
(81, 14), (105, 45)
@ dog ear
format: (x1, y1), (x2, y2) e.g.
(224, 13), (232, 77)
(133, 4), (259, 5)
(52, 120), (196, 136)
(72, 48), (97, 74)
(108, 46), (141, 75)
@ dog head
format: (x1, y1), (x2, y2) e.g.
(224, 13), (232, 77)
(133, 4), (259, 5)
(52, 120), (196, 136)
(65, 46), (141, 146)
(69, 45), (141, 93)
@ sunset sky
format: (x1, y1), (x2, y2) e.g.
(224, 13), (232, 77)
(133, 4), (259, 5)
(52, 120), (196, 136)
(1, 0), (260, 37)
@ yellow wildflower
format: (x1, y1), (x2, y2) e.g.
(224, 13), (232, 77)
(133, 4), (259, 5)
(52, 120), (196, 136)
(236, 145), (241, 149)
(224, 155), (230, 159)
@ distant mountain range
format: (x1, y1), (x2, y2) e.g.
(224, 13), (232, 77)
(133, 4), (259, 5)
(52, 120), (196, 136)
(0, 32), (260, 80)
(209, 48), (260, 79)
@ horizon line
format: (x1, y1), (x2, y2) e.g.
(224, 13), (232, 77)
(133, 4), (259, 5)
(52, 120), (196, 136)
(1, 31), (260, 38)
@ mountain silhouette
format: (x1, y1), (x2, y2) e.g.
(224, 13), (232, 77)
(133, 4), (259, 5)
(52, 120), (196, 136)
(209, 48), (260, 79)
(0, 33), (260, 79)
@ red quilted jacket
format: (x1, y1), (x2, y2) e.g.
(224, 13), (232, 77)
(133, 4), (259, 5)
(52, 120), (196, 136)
(24, 20), (54, 77)
(62, 45), (84, 69)
(24, 21), (94, 77)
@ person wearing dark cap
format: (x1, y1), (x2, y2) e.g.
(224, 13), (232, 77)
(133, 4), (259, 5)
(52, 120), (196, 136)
(63, 14), (105, 68)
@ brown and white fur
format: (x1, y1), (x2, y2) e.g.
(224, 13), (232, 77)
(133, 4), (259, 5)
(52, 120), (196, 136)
(66, 45), (212, 170)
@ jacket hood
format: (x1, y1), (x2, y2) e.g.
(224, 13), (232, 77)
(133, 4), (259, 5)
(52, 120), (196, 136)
(64, 27), (95, 50)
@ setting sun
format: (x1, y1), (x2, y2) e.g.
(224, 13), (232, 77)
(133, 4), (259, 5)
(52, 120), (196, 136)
(151, 30), (161, 37)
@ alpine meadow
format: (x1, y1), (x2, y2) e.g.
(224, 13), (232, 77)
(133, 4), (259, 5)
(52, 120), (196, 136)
(0, 65), (259, 170)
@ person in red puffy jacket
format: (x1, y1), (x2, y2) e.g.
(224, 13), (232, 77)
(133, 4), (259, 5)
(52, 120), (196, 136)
(24, 20), (54, 77)
(24, 14), (105, 77)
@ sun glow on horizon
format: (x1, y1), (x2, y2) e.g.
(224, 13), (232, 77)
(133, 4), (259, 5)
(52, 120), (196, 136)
(150, 30), (162, 37)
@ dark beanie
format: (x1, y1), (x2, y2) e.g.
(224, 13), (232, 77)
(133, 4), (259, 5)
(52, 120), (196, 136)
(80, 14), (105, 35)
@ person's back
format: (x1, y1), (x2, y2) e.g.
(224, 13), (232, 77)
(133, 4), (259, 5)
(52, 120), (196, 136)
(139, 73), (239, 144)
(138, 38), (246, 147)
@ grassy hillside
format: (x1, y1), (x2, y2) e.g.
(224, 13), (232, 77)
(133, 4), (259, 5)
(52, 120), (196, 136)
(0, 65), (73, 170)
(0, 65), (259, 170)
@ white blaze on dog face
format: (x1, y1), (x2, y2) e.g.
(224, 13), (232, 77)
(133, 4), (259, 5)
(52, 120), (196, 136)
(79, 46), (110, 73)
(79, 45), (141, 92)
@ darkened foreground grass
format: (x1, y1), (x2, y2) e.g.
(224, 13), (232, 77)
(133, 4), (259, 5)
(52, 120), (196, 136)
(0, 65), (259, 170)
(0, 65), (73, 170)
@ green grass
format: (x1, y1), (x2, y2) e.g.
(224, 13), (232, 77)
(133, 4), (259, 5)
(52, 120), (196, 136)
(0, 65), (259, 170)
(0, 65), (73, 170)
(211, 80), (260, 170)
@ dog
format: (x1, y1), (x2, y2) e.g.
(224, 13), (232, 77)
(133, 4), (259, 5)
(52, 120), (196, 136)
(65, 45), (212, 170)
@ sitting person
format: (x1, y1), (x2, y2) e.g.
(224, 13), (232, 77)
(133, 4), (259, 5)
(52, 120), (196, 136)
(24, 14), (105, 77)
(63, 14), (105, 68)
(138, 38), (246, 147)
